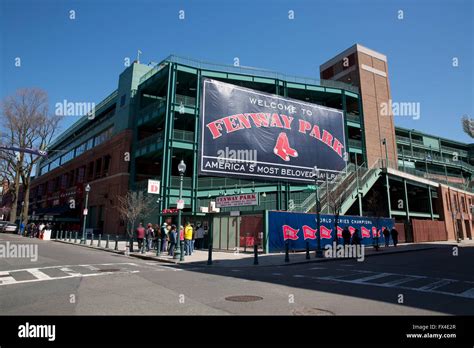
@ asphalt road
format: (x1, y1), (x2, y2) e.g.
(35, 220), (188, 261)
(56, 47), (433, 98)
(1, 233), (473, 315)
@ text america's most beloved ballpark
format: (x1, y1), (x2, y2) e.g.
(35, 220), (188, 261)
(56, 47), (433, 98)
(199, 78), (346, 183)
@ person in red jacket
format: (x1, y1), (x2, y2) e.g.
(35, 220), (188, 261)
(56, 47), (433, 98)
(136, 223), (145, 252)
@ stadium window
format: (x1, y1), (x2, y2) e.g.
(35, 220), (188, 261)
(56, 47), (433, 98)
(86, 137), (94, 150)
(446, 193), (450, 211)
(461, 196), (466, 212)
(103, 155), (111, 176)
(76, 142), (86, 157)
(87, 162), (94, 181)
(77, 166), (85, 183)
(95, 158), (102, 179)
(61, 174), (68, 189)
(120, 94), (126, 107)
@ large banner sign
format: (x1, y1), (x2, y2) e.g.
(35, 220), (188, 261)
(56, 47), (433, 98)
(268, 211), (395, 252)
(199, 79), (346, 183)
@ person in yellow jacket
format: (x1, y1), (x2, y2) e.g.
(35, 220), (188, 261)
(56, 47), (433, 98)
(184, 222), (193, 256)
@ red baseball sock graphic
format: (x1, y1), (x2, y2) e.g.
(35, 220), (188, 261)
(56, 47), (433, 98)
(274, 132), (298, 161)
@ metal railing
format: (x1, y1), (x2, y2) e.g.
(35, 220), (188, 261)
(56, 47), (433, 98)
(396, 135), (410, 143)
(346, 113), (361, 123)
(48, 90), (118, 150)
(137, 132), (164, 149)
(403, 151), (474, 173)
(173, 130), (194, 142)
(139, 55), (359, 94)
(175, 94), (196, 107)
(138, 99), (166, 125)
(440, 145), (468, 157)
(348, 139), (363, 148)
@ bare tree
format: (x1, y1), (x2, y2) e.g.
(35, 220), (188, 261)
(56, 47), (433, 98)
(327, 177), (352, 245)
(365, 190), (385, 250)
(1, 88), (61, 225)
(461, 115), (474, 138)
(116, 190), (156, 251)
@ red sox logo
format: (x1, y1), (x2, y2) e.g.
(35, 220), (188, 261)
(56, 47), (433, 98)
(282, 225), (299, 240)
(274, 132), (298, 161)
(302, 225), (317, 240)
(361, 227), (371, 238)
(320, 226), (332, 239)
(348, 226), (356, 236)
(337, 226), (343, 238)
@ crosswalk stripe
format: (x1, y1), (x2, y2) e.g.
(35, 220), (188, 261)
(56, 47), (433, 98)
(351, 273), (392, 283)
(418, 279), (457, 291)
(60, 268), (82, 277)
(381, 276), (426, 286)
(25, 269), (51, 280)
(0, 272), (17, 285)
(459, 288), (474, 299)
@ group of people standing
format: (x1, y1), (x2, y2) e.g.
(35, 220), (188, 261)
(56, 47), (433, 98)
(340, 227), (399, 247)
(134, 221), (206, 256)
(22, 222), (49, 238)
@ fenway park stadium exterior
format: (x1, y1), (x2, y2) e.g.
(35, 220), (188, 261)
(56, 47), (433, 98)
(25, 44), (474, 251)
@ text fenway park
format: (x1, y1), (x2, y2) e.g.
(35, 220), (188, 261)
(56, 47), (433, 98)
(200, 79), (346, 183)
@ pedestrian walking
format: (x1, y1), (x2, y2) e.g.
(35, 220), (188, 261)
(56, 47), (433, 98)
(145, 223), (154, 251)
(160, 223), (168, 252)
(190, 224), (196, 254)
(195, 224), (205, 250)
(351, 228), (361, 245)
(184, 222), (193, 256)
(342, 227), (351, 246)
(136, 223), (145, 251)
(390, 228), (399, 247)
(383, 227), (390, 247)
(38, 222), (45, 239)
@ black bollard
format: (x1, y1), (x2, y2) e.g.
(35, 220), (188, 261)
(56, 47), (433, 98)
(114, 235), (118, 251)
(74, 231), (78, 243)
(207, 224), (213, 265)
(285, 241), (290, 263)
(105, 234), (110, 248)
(157, 238), (161, 256)
(98, 234), (102, 247)
(59, 230), (63, 240)
(305, 241), (310, 259)
(68, 231), (72, 242)
(253, 244), (259, 265)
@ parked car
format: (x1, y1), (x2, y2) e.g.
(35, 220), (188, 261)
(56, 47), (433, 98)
(0, 221), (18, 233)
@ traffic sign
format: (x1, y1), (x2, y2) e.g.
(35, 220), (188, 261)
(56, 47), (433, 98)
(147, 179), (160, 194)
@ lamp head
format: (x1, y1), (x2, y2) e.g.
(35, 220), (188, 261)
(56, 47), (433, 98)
(178, 160), (186, 174)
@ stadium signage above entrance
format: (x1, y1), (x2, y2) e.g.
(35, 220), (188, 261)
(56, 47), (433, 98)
(199, 79), (346, 183)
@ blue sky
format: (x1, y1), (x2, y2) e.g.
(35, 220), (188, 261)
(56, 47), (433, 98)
(1, 0), (472, 142)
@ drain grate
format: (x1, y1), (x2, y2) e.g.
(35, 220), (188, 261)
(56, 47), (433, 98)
(99, 269), (121, 272)
(225, 295), (263, 302)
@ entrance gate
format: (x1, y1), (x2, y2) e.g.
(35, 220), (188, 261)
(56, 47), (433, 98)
(210, 212), (264, 252)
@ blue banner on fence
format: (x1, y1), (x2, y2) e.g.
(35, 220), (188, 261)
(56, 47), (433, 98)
(268, 211), (395, 252)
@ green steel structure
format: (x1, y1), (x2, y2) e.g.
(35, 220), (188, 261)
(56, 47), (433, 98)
(130, 55), (367, 219)
(395, 127), (474, 191)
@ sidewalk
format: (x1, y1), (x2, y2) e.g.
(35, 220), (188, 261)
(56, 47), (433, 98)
(46, 235), (467, 268)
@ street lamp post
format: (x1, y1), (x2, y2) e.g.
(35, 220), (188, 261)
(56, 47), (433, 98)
(81, 184), (91, 244)
(174, 160), (186, 260)
(313, 166), (323, 258)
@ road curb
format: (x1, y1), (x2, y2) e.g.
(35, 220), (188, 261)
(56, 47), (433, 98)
(50, 238), (440, 268)
(51, 239), (179, 264)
